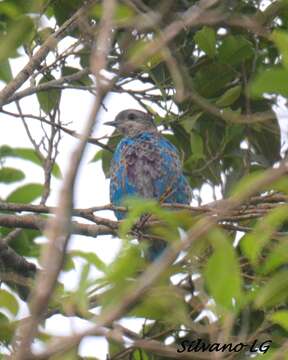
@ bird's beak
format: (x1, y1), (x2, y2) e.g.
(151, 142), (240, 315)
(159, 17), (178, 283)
(104, 120), (117, 127)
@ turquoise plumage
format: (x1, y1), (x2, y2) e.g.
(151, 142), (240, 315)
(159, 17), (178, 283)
(106, 109), (191, 260)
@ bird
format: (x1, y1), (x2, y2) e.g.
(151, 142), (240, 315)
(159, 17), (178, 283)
(106, 109), (192, 261)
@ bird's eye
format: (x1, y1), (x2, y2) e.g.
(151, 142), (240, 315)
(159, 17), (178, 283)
(128, 113), (136, 120)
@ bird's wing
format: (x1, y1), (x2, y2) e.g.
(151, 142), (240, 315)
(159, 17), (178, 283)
(120, 133), (182, 199)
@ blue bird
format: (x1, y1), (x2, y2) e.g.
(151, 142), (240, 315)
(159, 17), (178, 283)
(106, 109), (191, 261)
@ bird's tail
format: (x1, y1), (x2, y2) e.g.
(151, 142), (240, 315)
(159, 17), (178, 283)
(146, 239), (167, 262)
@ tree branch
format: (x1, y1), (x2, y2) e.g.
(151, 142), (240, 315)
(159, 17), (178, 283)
(27, 160), (288, 359)
(0, 0), (96, 108)
(12, 0), (117, 357)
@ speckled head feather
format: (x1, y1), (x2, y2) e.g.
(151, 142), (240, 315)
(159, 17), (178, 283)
(105, 109), (157, 137)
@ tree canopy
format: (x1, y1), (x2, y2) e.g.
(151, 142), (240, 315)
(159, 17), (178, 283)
(1, 0), (288, 359)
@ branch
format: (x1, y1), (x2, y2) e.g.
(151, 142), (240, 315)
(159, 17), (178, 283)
(0, 214), (114, 237)
(5, 69), (90, 105)
(0, 239), (36, 300)
(188, 89), (276, 124)
(12, 0), (117, 358)
(1, 109), (113, 152)
(0, 0), (96, 108)
(28, 160), (288, 358)
(121, 0), (226, 73)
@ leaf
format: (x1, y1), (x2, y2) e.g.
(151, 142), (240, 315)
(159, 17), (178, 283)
(61, 66), (92, 86)
(0, 290), (19, 316)
(1, 228), (41, 257)
(190, 131), (204, 159)
(90, 149), (104, 163)
(91, 3), (135, 25)
(194, 26), (216, 58)
(133, 350), (149, 360)
(260, 241), (288, 275)
(37, 74), (61, 114)
(0, 16), (34, 63)
(106, 243), (142, 283)
(250, 67), (288, 97)
(248, 119), (280, 165)
(193, 63), (236, 97)
(0, 313), (15, 343)
(229, 170), (265, 199)
(99, 243), (144, 310)
(53, 0), (81, 25)
(131, 286), (188, 323)
(0, 167), (24, 183)
(7, 183), (43, 203)
(94, 132), (121, 178)
(109, 340), (125, 358)
(0, 60), (12, 83)
(204, 229), (242, 310)
(0, 145), (62, 178)
(270, 311), (288, 331)
(70, 250), (107, 273)
(62, 253), (75, 272)
(37, 27), (53, 43)
(216, 85), (242, 107)
(240, 205), (288, 266)
(254, 270), (288, 308)
(271, 30), (288, 68)
(76, 263), (90, 315)
(218, 35), (254, 65)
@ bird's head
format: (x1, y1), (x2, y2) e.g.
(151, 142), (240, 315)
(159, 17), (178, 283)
(105, 109), (157, 137)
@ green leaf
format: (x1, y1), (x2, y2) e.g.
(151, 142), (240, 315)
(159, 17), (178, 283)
(241, 205), (288, 266)
(36, 74), (61, 114)
(271, 30), (288, 68)
(193, 63), (236, 97)
(254, 270), (288, 308)
(218, 35), (254, 65)
(62, 66), (92, 86)
(260, 241), (288, 275)
(109, 340), (125, 358)
(90, 149), (104, 163)
(216, 85), (241, 107)
(0, 146), (61, 178)
(53, 0), (81, 25)
(37, 27), (53, 43)
(99, 243), (144, 310)
(270, 310), (288, 331)
(75, 263), (90, 314)
(0, 313), (15, 343)
(0, 167), (24, 183)
(91, 3), (135, 24)
(95, 132), (121, 178)
(229, 170), (265, 199)
(7, 183), (43, 203)
(133, 350), (149, 360)
(0, 290), (19, 316)
(194, 26), (216, 58)
(0, 2), (21, 18)
(250, 67), (288, 97)
(0, 60), (12, 83)
(131, 286), (188, 323)
(70, 250), (107, 273)
(204, 229), (242, 310)
(190, 131), (204, 159)
(0, 16), (34, 63)
(62, 253), (75, 272)
(106, 243), (142, 283)
(0, 228), (41, 257)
